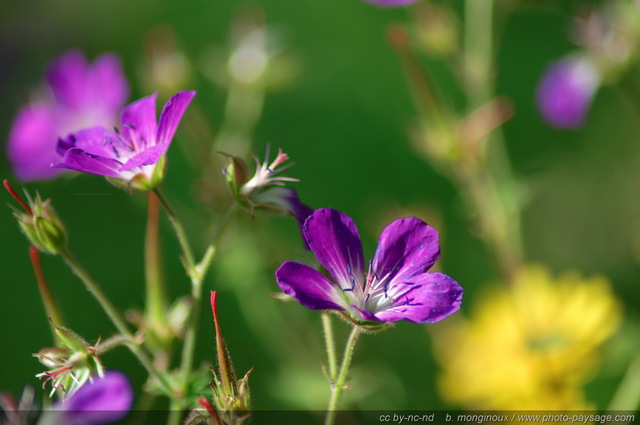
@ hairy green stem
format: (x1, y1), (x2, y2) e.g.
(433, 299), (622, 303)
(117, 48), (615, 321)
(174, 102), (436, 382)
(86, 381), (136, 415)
(59, 247), (173, 396)
(197, 204), (238, 281)
(166, 203), (238, 425)
(325, 326), (361, 425)
(94, 334), (141, 355)
(322, 312), (338, 380)
(145, 190), (167, 326)
(153, 188), (196, 275)
(178, 204), (238, 388)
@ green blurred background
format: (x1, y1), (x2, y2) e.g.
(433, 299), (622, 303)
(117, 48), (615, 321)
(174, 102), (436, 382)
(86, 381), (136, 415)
(1, 0), (639, 415)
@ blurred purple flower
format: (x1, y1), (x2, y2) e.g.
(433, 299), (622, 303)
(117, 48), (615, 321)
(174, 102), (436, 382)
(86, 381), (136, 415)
(7, 50), (129, 182)
(363, 0), (419, 6)
(276, 208), (462, 324)
(53, 91), (195, 190)
(38, 370), (133, 425)
(536, 56), (600, 129)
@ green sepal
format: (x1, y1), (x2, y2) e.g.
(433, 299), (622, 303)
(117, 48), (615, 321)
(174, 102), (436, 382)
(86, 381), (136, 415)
(337, 311), (393, 334)
(51, 321), (90, 352)
(220, 153), (249, 199)
(34, 216), (66, 254)
(148, 154), (167, 189)
(13, 195), (67, 254)
(18, 219), (44, 251)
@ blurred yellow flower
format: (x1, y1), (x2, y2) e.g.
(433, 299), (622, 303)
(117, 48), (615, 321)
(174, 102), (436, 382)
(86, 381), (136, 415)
(434, 265), (622, 410)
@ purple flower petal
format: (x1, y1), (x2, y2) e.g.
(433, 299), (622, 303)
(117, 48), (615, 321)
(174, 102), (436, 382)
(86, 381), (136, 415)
(120, 93), (158, 151)
(57, 127), (121, 158)
(156, 91), (196, 145)
(47, 50), (89, 110)
(304, 209), (365, 290)
(283, 189), (314, 227)
(276, 208), (463, 325)
(60, 370), (133, 425)
(374, 272), (462, 324)
(7, 103), (64, 182)
(536, 56), (600, 129)
(363, 0), (418, 6)
(89, 54), (129, 114)
(53, 147), (124, 178)
(276, 261), (346, 311)
(371, 217), (440, 285)
(276, 261), (344, 310)
(120, 143), (170, 171)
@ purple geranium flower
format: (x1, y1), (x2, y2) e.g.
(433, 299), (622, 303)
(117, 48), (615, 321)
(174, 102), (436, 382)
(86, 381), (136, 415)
(276, 208), (462, 324)
(363, 0), (419, 6)
(53, 91), (195, 190)
(536, 55), (600, 129)
(7, 50), (129, 182)
(39, 370), (133, 425)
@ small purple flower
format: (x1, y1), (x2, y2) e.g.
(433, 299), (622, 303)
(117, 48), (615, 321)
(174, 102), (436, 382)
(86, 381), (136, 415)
(363, 0), (419, 6)
(276, 208), (462, 324)
(536, 56), (600, 129)
(53, 91), (195, 190)
(40, 370), (133, 425)
(7, 50), (129, 182)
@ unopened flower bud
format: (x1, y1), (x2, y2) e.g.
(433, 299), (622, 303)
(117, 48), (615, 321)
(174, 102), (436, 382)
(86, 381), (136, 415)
(188, 292), (252, 425)
(4, 180), (67, 254)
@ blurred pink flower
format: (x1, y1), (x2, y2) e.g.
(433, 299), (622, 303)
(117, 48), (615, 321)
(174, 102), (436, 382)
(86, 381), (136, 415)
(7, 50), (129, 181)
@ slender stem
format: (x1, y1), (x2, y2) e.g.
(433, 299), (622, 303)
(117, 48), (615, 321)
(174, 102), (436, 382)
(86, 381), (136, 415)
(94, 334), (141, 355)
(167, 203), (238, 425)
(453, 162), (523, 281)
(325, 326), (361, 425)
(178, 205), (238, 382)
(322, 312), (337, 380)
(387, 25), (447, 125)
(197, 204), (238, 280)
(145, 191), (167, 326)
(608, 351), (640, 411)
(60, 248), (131, 336)
(166, 408), (183, 425)
(29, 246), (65, 343)
(464, 0), (494, 109)
(459, 0), (523, 282)
(153, 187), (196, 275)
(58, 247), (173, 396)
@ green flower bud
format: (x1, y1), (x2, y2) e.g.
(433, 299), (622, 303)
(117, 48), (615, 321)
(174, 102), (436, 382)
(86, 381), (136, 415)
(4, 181), (67, 254)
